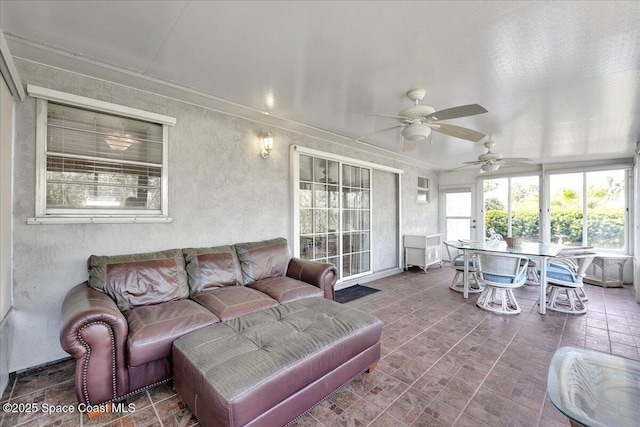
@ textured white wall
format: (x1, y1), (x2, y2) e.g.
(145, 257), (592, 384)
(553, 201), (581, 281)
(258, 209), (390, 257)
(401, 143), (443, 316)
(9, 59), (440, 371)
(372, 170), (398, 272)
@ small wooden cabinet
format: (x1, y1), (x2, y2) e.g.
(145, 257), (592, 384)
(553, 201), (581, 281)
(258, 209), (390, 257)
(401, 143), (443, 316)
(404, 234), (443, 273)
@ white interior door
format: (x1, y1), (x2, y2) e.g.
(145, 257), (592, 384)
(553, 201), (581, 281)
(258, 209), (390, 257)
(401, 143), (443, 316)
(443, 189), (477, 244)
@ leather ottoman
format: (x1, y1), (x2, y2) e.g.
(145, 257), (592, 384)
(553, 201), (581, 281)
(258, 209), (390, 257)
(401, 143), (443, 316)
(172, 297), (382, 427)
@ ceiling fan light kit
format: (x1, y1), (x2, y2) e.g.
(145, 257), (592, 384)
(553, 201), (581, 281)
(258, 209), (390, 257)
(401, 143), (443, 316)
(481, 163), (501, 173)
(401, 123), (432, 141)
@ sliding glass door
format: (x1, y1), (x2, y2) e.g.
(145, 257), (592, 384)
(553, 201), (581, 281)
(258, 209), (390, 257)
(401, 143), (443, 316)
(296, 153), (371, 280)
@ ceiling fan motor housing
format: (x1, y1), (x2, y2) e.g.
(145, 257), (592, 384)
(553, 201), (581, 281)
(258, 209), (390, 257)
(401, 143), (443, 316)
(399, 105), (436, 123)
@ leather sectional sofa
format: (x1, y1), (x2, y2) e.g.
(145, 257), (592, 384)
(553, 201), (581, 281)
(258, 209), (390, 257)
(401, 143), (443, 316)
(60, 238), (338, 406)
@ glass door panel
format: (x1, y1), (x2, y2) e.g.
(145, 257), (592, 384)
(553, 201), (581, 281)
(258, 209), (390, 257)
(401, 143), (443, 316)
(444, 190), (473, 242)
(298, 155), (371, 279)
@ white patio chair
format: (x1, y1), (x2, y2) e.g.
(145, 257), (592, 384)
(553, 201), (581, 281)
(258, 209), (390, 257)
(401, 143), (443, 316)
(545, 250), (596, 314)
(474, 252), (529, 314)
(523, 240), (546, 286)
(443, 241), (482, 293)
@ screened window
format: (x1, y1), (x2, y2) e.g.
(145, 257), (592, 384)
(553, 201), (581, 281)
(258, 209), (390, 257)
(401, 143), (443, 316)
(549, 169), (627, 250)
(28, 85), (175, 223)
(483, 176), (540, 240)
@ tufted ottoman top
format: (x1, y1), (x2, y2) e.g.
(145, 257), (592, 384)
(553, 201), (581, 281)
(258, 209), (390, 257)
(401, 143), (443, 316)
(173, 297), (382, 426)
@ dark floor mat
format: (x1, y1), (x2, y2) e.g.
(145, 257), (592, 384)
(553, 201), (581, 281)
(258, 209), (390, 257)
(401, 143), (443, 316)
(335, 284), (381, 303)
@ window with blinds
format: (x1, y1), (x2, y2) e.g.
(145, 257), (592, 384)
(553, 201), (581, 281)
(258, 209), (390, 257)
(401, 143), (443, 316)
(45, 103), (163, 213)
(28, 85), (175, 223)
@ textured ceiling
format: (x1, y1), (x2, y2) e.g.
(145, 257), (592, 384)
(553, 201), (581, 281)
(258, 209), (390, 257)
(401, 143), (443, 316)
(1, 1), (639, 171)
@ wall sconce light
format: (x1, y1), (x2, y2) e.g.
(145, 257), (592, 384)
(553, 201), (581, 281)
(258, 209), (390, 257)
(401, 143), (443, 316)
(261, 132), (274, 159)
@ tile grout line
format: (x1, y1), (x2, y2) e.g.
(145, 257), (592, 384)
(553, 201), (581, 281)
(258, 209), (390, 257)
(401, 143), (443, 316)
(149, 389), (166, 427)
(449, 302), (543, 426)
(535, 308), (570, 426)
(367, 301), (492, 426)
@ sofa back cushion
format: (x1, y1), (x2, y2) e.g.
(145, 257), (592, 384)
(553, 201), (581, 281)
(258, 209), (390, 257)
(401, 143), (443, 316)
(183, 245), (241, 294)
(235, 238), (290, 285)
(88, 249), (189, 311)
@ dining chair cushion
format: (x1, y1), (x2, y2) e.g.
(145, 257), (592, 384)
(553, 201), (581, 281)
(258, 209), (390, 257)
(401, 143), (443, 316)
(452, 258), (475, 268)
(546, 264), (575, 283)
(482, 269), (527, 284)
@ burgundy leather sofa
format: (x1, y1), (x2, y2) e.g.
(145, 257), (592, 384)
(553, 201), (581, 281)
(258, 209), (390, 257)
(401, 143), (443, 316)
(60, 238), (338, 406)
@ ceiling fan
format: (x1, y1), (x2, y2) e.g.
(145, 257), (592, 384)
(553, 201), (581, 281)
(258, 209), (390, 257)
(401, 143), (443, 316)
(356, 88), (488, 151)
(460, 140), (530, 172)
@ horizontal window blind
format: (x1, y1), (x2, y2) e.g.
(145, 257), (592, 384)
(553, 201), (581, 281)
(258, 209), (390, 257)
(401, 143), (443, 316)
(45, 102), (163, 212)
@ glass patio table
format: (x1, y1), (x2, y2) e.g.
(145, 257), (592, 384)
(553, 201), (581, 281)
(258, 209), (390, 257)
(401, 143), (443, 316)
(449, 239), (564, 314)
(548, 346), (640, 427)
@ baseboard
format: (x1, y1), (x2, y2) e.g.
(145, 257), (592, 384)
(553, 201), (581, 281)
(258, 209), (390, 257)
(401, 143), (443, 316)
(14, 356), (73, 375)
(335, 267), (403, 291)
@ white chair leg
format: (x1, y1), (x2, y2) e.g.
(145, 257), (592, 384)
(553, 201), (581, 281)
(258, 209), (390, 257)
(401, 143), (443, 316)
(450, 271), (483, 293)
(526, 266), (540, 286)
(476, 285), (521, 315)
(546, 285), (587, 314)
(450, 270), (462, 291)
(577, 287), (588, 301)
(469, 273), (483, 293)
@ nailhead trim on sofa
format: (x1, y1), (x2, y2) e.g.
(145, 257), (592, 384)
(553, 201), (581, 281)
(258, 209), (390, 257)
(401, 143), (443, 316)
(78, 321), (117, 405)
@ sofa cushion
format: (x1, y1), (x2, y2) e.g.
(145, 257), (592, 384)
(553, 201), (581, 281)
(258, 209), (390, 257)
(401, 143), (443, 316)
(88, 249), (189, 311)
(191, 287), (279, 321)
(172, 297), (383, 427)
(124, 299), (219, 367)
(247, 276), (323, 303)
(235, 238), (290, 285)
(183, 246), (242, 294)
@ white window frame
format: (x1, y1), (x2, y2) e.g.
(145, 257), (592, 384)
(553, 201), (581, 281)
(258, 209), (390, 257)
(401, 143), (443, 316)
(291, 145), (403, 284)
(481, 174), (542, 240)
(546, 166), (630, 253)
(26, 85), (176, 224)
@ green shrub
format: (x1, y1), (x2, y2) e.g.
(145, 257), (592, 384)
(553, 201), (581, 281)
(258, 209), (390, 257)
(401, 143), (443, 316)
(484, 209), (624, 247)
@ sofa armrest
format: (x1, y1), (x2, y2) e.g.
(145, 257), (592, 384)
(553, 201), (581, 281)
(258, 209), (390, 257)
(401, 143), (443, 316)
(60, 282), (129, 405)
(286, 258), (338, 300)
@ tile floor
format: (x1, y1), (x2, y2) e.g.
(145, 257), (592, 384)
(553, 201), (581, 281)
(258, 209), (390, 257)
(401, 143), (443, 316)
(2, 265), (640, 426)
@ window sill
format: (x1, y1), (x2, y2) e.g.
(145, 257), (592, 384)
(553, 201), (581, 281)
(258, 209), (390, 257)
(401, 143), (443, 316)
(27, 216), (173, 225)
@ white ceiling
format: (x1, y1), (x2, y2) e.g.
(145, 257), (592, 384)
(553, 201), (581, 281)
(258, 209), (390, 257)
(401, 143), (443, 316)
(1, 1), (639, 171)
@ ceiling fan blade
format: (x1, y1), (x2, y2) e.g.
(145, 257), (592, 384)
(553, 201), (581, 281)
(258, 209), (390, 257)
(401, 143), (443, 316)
(424, 104), (488, 121)
(462, 160), (485, 165)
(430, 123), (486, 142)
(500, 157), (530, 162)
(401, 138), (417, 152)
(353, 125), (403, 141)
(501, 160), (533, 167)
(447, 164), (476, 171)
